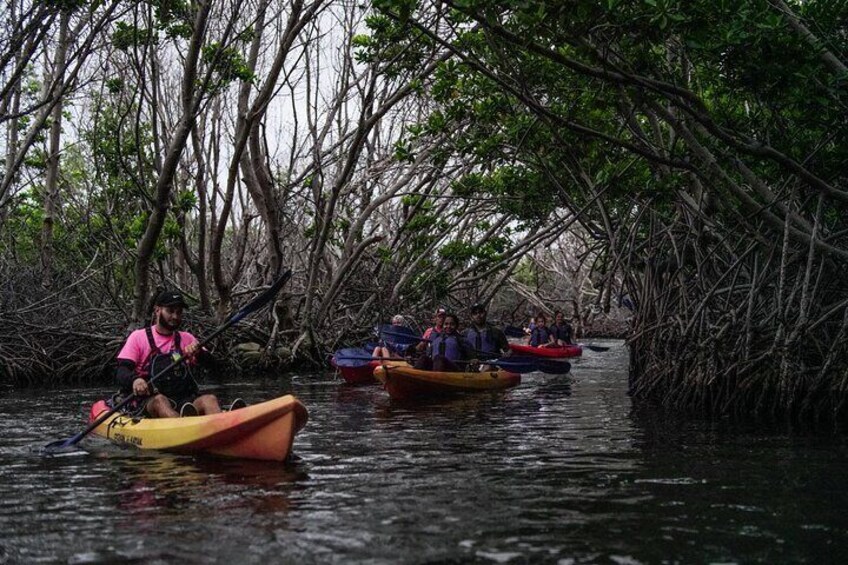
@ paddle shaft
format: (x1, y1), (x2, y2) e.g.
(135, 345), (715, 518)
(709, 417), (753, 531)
(334, 353), (407, 363)
(48, 269), (292, 449)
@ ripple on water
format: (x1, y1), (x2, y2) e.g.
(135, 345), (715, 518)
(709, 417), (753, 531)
(1, 345), (848, 563)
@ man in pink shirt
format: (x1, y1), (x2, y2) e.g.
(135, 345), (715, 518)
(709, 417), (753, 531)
(116, 290), (222, 417)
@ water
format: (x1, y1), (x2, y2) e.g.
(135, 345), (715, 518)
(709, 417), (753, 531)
(1, 341), (847, 563)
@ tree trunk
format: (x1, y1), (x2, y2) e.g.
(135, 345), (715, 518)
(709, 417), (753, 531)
(40, 10), (70, 289)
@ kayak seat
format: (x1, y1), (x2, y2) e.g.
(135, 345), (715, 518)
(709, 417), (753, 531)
(228, 398), (247, 411)
(180, 403), (199, 417)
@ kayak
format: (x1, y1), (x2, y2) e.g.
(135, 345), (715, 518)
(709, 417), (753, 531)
(331, 357), (380, 384)
(509, 343), (583, 358)
(87, 394), (308, 462)
(373, 365), (520, 401)
(331, 347), (409, 384)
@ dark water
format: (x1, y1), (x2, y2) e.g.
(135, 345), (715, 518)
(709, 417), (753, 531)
(1, 341), (847, 564)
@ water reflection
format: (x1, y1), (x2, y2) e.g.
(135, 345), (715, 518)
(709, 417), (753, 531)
(102, 451), (308, 521)
(1, 342), (848, 563)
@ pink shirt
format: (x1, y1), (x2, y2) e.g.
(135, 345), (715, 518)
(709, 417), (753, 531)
(422, 326), (442, 340)
(117, 327), (198, 378)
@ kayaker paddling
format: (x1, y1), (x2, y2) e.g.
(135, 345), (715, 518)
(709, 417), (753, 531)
(116, 290), (222, 418)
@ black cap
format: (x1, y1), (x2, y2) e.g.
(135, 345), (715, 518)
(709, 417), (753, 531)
(470, 303), (486, 313)
(154, 290), (188, 308)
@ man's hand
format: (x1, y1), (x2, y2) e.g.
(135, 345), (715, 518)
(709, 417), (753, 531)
(132, 377), (150, 396)
(184, 342), (200, 357)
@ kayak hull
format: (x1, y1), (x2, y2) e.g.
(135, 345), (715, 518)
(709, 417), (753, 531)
(87, 394), (308, 462)
(332, 358), (381, 384)
(331, 357), (409, 384)
(374, 365), (520, 401)
(509, 343), (583, 358)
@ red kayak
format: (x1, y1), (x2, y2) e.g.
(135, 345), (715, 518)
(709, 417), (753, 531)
(330, 357), (380, 385)
(509, 343), (582, 358)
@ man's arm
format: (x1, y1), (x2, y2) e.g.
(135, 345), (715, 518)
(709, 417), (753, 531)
(116, 359), (137, 393)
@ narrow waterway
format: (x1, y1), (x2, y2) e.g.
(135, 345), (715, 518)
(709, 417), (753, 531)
(1, 341), (846, 563)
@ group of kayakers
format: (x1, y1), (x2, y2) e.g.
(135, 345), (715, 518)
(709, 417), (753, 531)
(370, 303), (574, 374)
(113, 288), (576, 419)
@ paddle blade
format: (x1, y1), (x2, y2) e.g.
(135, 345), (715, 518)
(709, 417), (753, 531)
(333, 347), (375, 368)
(378, 325), (420, 346)
(44, 438), (76, 450)
(580, 343), (610, 352)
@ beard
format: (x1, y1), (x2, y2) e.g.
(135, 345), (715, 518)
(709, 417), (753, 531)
(159, 317), (180, 332)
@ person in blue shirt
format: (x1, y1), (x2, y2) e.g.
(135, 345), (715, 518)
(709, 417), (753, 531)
(528, 313), (556, 347)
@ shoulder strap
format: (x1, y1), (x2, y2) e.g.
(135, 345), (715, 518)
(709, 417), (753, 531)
(145, 326), (160, 354)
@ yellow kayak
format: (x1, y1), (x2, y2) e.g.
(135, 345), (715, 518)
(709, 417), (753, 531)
(373, 364), (520, 401)
(87, 394), (308, 462)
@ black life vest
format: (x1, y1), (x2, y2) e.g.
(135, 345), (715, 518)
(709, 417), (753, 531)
(144, 327), (198, 399)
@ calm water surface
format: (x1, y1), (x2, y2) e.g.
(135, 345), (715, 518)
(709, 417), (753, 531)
(1, 341), (847, 563)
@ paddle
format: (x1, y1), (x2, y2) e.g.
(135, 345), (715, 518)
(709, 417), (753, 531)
(332, 347), (398, 368)
(479, 356), (571, 375)
(376, 324), (418, 342)
(579, 343), (610, 352)
(333, 352), (407, 366)
(45, 269), (293, 451)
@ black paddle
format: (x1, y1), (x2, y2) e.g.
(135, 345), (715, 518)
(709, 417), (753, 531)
(579, 343), (610, 352)
(45, 268), (293, 451)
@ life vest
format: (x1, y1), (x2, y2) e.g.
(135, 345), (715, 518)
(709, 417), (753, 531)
(550, 322), (572, 343)
(430, 333), (464, 361)
(530, 326), (552, 347)
(144, 327), (198, 400)
(465, 325), (497, 355)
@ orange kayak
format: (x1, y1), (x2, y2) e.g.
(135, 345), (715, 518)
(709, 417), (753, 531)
(373, 365), (520, 401)
(87, 394), (308, 462)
